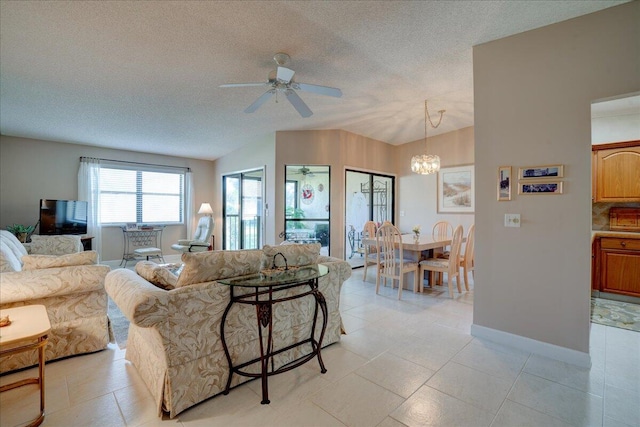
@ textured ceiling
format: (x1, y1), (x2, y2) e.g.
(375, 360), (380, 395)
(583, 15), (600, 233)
(0, 1), (628, 160)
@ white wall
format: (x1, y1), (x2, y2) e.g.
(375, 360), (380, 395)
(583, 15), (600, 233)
(473, 1), (639, 360)
(591, 94), (640, 144)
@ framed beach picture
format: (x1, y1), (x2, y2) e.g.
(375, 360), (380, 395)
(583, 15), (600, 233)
(497, 166), (511, 201)
(518, 164), (564, 180)
(437, 164), (475, 213)
(518, 180), (563, 195)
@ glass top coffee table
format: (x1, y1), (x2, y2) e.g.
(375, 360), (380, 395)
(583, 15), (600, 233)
(218, 264), (329, 404)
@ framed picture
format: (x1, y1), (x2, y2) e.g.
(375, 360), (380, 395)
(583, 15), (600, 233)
(519, 164), (564, 180)
(518, 181), (563, 195)
(437, 164), (475, 213)
(497, 166), (511, 201)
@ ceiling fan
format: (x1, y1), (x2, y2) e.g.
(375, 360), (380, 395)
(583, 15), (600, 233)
(220, 53), (342, 118)
(299, 166), (314, 177)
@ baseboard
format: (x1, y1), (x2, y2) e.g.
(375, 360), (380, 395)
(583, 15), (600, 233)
(470, 324), (591, 368)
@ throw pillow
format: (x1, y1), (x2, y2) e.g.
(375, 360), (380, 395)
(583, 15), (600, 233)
(260, 243), (321, 270)
(176, 249), (262, 288)
(22, 250), (97, 270)
(0, 241), (22, 272)
(0, 230), (28, 260)
(135, 261), (178, 290)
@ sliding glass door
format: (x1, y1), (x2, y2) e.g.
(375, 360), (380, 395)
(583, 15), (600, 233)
(283, 165), (330, 256)
(223, 169), (263, 250)
(345, 170), (394, 267)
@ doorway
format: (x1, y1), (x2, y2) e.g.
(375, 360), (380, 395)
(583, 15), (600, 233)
(345, 170), (394, 268)
(283, 165), (330, 256)
(222, 168), (264, 250)
(590, 93), (640, 329)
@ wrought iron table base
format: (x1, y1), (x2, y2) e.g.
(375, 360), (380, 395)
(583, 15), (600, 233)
(220, 278), (328, 404)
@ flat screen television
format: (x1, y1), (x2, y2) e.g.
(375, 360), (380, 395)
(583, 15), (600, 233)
(39, 199), (88, 235)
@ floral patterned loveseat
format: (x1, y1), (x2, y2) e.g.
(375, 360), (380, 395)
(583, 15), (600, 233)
(0, 230), (111, 373)
(105, 243), (351, 418)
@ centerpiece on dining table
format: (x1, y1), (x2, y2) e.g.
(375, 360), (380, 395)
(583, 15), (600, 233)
(412, 225), (421, 241)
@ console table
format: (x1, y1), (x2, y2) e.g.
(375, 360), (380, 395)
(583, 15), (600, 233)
(120, 227), (165, 267)
(218, 264), (329, 404)
(0, 305), (51, 427)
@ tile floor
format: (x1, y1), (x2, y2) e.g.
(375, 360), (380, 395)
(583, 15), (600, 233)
(1, 269), (639, 427)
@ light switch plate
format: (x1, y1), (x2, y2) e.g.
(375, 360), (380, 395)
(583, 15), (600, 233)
(505, 213), (521, 227)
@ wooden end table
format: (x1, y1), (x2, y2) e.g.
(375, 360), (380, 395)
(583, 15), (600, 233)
(0, 305), (51, 427)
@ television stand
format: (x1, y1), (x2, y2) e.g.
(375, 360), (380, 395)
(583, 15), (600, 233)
(81, 236), (94, 251)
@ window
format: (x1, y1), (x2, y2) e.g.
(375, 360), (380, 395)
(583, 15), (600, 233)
(99, 166), (184, 225)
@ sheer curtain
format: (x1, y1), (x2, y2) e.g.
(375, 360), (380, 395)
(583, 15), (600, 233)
(78, 157), (102, 257)
(185, 171), (195, 239)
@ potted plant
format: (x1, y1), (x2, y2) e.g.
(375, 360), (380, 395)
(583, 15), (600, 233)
(6, 224), (36, 243)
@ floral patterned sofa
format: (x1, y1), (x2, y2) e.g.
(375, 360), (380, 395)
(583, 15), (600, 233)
(0, 230), (111, 373)
(105, 243), (351, 418)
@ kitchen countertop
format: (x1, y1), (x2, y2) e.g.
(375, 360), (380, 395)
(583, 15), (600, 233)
(592, 230), (640, 243)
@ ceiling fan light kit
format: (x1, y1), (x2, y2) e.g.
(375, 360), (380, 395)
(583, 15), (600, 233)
(411, 100), (445, 175)
(220, 53), (342, 118)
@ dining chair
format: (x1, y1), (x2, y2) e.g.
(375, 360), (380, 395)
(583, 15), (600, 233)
(362, 221), (379, 282)
(375, 223), (419, 300)
(432, 220), (454, 283)
(459, 224), (475, 291)
(419, 224), (464, 298)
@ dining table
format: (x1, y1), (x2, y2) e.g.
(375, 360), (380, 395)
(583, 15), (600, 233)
(361, 233), (461, 290)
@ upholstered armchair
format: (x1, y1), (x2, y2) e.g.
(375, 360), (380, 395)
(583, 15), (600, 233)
(171, 216), (213, 253)
(0, 230), (110, 373)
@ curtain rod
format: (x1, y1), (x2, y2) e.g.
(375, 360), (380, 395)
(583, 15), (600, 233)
(80, 156), (191, 172)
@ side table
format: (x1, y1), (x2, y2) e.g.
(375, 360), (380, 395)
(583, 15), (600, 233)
(0, 305), (51, 427)
(218, 264), (329, 404)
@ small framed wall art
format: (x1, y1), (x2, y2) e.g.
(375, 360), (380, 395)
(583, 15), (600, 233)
(497, 166), (511, 201)
(518, 164), (564, 180)
(518, 180), (563, 195)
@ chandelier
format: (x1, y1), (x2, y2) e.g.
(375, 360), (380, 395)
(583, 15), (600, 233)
(411, 100), (445, 175)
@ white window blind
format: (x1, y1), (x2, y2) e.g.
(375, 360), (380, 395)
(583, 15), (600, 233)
(99, 166), (184, 225)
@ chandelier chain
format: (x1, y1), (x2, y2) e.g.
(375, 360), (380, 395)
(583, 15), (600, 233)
(411, 99), (445, 175)
(425, 100), (445, 132)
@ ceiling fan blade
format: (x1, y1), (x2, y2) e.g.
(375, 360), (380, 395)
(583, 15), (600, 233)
(220, 83), (268, 88)
(277, 66), (295, 83)
(244, 89), (275, 113)
(293, 82), (342, 98)
(284, 89), (313, 118)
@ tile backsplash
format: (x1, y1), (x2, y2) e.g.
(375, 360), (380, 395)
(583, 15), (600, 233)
(592, 202), (640, 230)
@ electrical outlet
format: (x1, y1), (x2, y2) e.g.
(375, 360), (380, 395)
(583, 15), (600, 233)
(504, 213), (521, 227)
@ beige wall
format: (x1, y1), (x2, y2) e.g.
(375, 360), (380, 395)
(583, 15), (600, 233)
(0, 135), (215, 261)
(211, 134), (276, 249)
(395, 126), (475, 234)
(275, 130), (396, 258)
(473, 2), (639, 356)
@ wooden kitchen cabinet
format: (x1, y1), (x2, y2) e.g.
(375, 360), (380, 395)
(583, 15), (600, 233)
(597, 236), (640, 297)
(592, 141), (640, 202)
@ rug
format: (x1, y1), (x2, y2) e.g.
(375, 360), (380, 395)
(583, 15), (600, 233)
(108, 296), (129, 349)
(591, 297), (640, 333)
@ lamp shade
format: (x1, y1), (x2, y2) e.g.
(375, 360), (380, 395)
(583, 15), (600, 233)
(197, 203), (213, 215)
